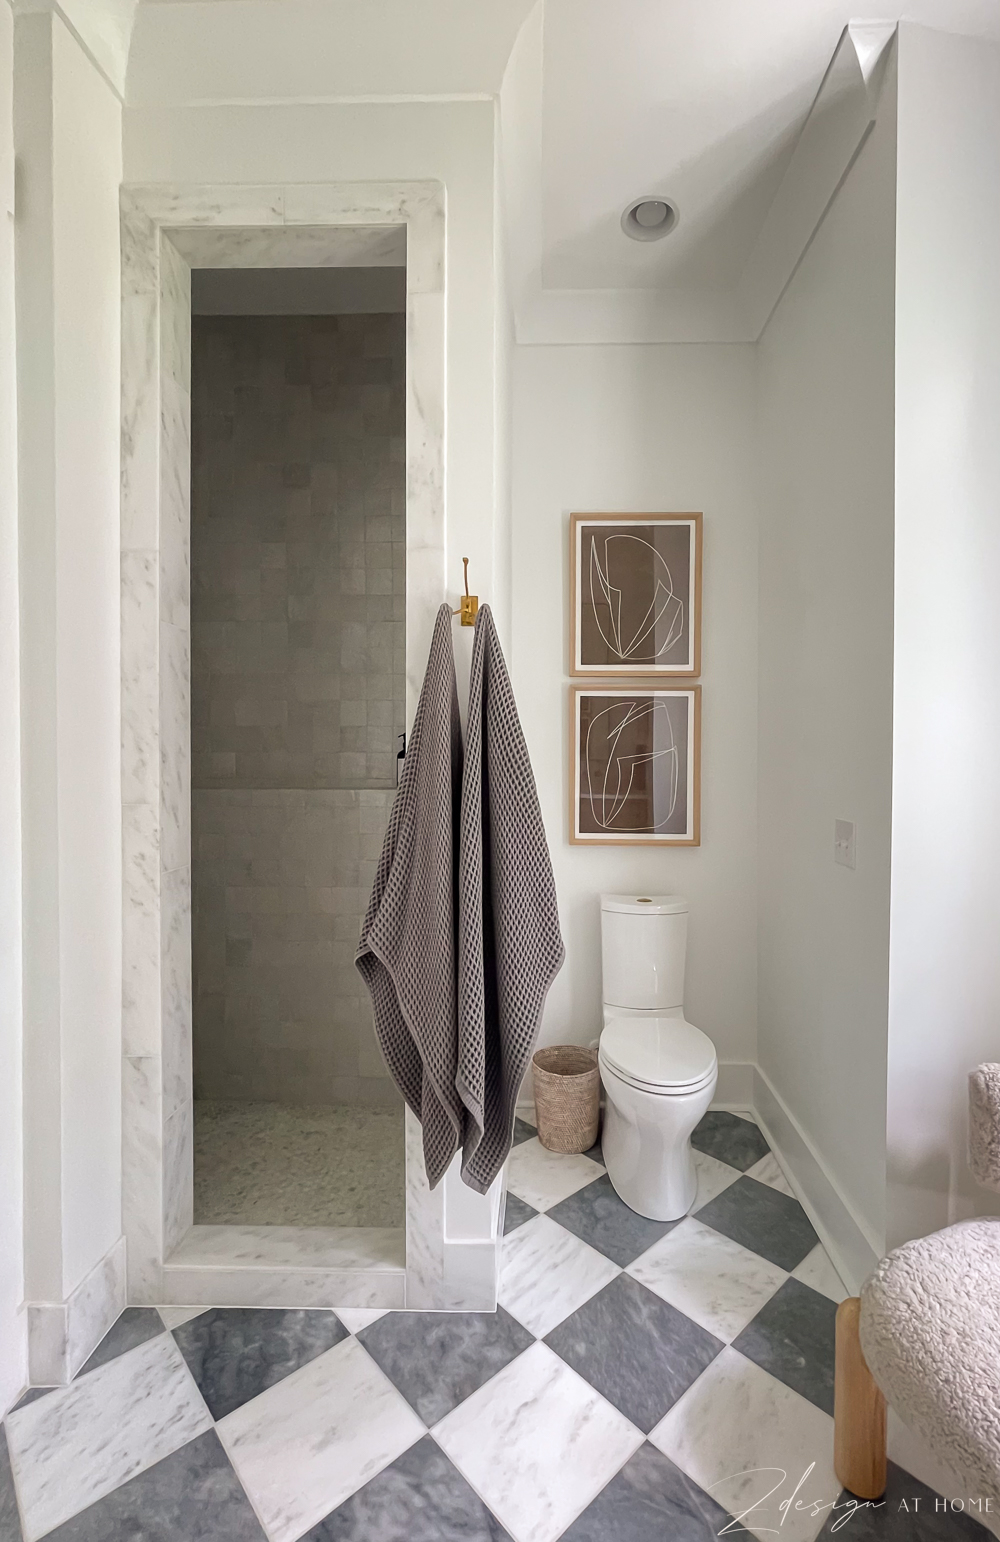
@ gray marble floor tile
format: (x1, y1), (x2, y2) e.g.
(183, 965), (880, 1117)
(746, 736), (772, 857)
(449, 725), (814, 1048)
(544, 1274), (723, 1433)
(173, 1307), (348, 1420)
(582, 1136), (603, 1164)
(78, 1309), (166, 1378)
(561, 1441), (734, 1542)
(691, 1111), (770, 1172)
(358, 1308), (533, 1426)
(732, 1278), (838, 1416)
(547, 1174), (680, 1267)
(37, 1429), (265, 1541)
(301, 1434), (511, 1540)
(511, 1119), (536, 1147)
(695, 1175), (819, 1271)
(502, 1193), (538, 1235)
(816, 1462), (992, 1538)
(0, 1425), (22, 1542)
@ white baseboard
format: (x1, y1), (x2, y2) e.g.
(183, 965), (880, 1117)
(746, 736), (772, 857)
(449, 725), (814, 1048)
(27, 1234), (126, 1385)
(752, 1066), (880, 1294)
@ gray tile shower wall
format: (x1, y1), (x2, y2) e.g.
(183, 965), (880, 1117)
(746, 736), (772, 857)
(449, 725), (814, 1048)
(190, 315), (405, 1106)
(192, 789), (399, 1105)
(191, 313), (405, 791)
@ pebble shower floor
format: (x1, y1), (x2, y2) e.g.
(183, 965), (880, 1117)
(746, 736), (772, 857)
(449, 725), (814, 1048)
(1, 1111), (989, 1541)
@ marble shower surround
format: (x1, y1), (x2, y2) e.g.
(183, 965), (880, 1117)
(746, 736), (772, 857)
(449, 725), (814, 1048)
(118, 183), (501, 1312)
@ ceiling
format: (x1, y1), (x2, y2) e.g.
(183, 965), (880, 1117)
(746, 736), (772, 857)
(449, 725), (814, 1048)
(539, 0), (1000, 293)
(126, 0), (1000, 311)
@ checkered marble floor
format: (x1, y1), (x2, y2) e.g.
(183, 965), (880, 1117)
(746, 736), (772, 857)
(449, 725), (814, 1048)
(1, 1111), (990, 1542)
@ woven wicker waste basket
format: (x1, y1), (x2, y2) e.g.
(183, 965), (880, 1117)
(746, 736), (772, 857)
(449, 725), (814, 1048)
(531, 1045), (600, 1154)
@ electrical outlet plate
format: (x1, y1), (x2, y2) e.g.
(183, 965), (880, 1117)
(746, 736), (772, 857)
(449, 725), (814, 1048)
(834, 819), (856, 869)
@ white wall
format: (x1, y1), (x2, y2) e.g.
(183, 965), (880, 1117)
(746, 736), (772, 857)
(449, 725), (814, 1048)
(888, 22), (1000, 1249)
(0, 0), (26, 1413)
(511, 344), (758, 1074)
(755, 52), (897, 1260)
(16, 7), (123, 1309)
(124, 98), (501, 695)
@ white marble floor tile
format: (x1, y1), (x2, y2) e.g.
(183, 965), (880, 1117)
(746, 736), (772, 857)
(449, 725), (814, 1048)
(335, 1307), (389, 1334)
(627, 1217), (788, 1342)
(216, 1333), (424, 1542)
(746, 1152), (796, 1197)
(791, 1245), (849, 1303)
(5, 1332), (212, 1542)
(506, 1138), (604, 1213)
(433, 1340), (642, 1542)
(499, 1215), (620, 1339)
(158, 1306), (207, 1331)
(691, 1149), (742, 1211)
(649, 1346), (838, 1542)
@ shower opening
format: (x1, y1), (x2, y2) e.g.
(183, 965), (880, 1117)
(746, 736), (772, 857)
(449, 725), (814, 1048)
(189, 259), (406, 1233)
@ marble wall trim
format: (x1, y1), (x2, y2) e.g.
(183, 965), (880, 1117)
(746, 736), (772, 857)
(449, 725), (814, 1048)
(27, 1236), (126, 1385)
(120, 180), (498, 1311)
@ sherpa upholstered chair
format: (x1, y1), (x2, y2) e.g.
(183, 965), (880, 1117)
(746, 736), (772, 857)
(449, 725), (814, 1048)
(833, 1065), (1000, 1505)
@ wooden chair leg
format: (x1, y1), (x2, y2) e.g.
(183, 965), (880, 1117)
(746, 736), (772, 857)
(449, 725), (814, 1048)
(834, 1296), (887, 1499)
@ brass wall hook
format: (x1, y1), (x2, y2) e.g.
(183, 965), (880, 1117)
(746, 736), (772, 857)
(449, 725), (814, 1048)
(453, 557), (479, 626)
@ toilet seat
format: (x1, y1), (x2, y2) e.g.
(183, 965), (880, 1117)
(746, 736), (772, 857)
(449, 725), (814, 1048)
(600, 1014), (717, 1095)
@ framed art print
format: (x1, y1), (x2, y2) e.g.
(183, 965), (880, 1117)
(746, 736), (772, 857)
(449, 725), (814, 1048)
(570, 512), (702, 677)
(571, 685), (700, 846)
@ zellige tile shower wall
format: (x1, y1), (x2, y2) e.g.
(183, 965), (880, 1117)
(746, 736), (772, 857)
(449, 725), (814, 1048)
(190, 314), (404, 1107)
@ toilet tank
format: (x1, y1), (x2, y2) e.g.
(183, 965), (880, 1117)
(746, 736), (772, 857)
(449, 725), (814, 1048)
(601, 894), (688, 1011)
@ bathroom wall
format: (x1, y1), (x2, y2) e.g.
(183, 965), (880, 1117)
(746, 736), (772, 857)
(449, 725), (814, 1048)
(511, 342), (758, 1080)
(191, 311), (405, 1107)
(0, 0), (26, 1412)
(755, 50), (897, 1261)
(887, 22), (1000, 1248)
(15, 5), (124, 1339)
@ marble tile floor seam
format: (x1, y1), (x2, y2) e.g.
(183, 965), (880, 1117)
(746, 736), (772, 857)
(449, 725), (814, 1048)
(1, 1109), (988, 1542)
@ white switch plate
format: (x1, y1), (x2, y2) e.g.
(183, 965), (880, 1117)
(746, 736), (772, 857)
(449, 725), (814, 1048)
(834, 819), (856, 869)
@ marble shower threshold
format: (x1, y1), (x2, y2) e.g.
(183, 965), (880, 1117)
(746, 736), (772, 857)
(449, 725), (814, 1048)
(161, 1224), (406, 1310)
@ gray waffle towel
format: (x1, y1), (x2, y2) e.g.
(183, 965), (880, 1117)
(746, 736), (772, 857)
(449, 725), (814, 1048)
(457, 605), (565, 1193)
(356, 603), (465, 1189)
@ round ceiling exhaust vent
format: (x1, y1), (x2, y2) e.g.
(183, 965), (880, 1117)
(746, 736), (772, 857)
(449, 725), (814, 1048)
(620, 196), (679, 242)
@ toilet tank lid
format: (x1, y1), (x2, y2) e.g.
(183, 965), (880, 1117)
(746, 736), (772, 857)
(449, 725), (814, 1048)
(601, 894), (688, 915)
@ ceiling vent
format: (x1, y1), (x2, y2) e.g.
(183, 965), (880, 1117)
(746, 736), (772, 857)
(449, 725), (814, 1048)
(620, 197), (679, 242)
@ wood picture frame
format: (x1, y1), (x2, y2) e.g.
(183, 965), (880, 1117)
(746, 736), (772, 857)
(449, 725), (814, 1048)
(570, 511), (702, 677)
(570, 685), (701, 846)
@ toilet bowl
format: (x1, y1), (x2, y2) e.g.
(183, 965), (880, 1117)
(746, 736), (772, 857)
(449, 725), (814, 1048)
(599, 895), (718, 1222)
(599, 1015), (717, 1220)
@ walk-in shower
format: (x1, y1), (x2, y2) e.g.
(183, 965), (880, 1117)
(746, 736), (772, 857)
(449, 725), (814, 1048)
(189, 280), (406, 1230)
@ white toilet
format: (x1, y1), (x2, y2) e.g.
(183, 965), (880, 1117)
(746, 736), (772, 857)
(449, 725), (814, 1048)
(599, 894), (718, 1221)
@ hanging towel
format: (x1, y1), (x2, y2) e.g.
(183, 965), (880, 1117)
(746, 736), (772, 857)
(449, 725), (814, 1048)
(457, 604), (565, 1193)
(356, 603), (465, 1189)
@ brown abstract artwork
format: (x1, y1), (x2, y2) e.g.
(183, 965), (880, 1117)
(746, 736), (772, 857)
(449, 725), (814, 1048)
(571, 512), (701, 676)
(571, 687), (700, 845)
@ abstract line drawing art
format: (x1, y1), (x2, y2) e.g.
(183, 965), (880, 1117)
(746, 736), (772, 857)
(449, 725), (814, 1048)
(570, 512), (702, 677)
(571, 687), (700, 846)
(589, 535), (684, 665)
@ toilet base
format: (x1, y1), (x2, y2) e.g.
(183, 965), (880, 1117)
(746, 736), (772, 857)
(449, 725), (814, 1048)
(599, 1060), (718, 1222)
